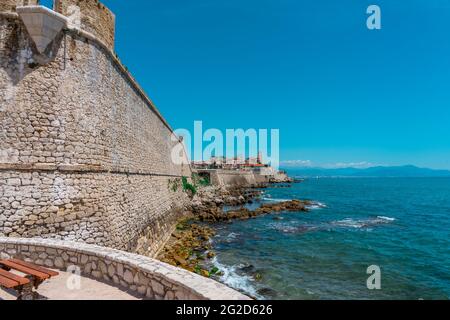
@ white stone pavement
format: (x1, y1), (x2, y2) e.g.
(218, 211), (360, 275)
(0, 270), (142, 300)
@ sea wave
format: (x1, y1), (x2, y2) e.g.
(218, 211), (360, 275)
(332, 218), (366, 229)
(306, 202), (328, 210)
(225, 232), (239, 241)
(332, 216), (396, 229)
(212, 257), (263, 299)
(270, 216), (396, 234)
(268, 223), (300, 234)
(213, 232), (241, 244)
(262, 197), (290, 202)
(268, 221), (318, 234)
(377, 216), (396, 221)
(263, 197), (328, 210)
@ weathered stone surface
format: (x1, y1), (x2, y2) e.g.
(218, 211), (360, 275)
(151, 279), (165, 297)
(0, 2), (251, 301)
(98, 260), (107, 274)
(80, 255), (89, 264)
(54, 256), (64, 268)
(137, 286), (146, 295)
(54, 0), (115, 50)
(123, 270), (133, 284)
(2, 238), (250, 300)
(107, 264), (115, 278)
(0, 3), (191, 253)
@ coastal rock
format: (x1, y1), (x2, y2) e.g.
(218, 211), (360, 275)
(157, 182), (301, 286)
(256, 200), (310, 214)
(157, 220), (216, 275)
(257, 287), (278, 298)
(197, 200), (310, 222)
(239, 263), (256, 273)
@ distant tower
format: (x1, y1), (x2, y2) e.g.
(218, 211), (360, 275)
(257, 152), (264, 164)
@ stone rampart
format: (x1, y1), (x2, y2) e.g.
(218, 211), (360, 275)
(0, 3), (192, 254)
(54, 0), (115, 50)
(0, 237), (250, 300)
(209, 170), (257, 187)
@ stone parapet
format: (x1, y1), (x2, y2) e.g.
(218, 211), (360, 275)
(54, 0), (115, 50)
(0, 237), (251, 300)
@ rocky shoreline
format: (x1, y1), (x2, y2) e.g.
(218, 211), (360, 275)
(157, 182), (311, 291)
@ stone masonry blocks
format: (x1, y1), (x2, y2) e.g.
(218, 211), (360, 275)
(54, 0), (115, 50)
(0, 14), (191, 253)
(0, 0), (39, 13)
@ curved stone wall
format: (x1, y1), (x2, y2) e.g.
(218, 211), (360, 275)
(0, 8), (191, 253)
(0, 237), (250, 300)
(0, 0), (39, 13)
(211, 170), (258, 187)
(54, 0), (115, 50)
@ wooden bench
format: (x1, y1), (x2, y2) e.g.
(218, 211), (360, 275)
(0, 268), (30, 288)
(0, 259), (59, 300)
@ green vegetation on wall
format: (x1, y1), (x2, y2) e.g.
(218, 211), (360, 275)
(169, 174), (210, 197)
(191, 173), (210, 187)
(182, 176), (197, 196)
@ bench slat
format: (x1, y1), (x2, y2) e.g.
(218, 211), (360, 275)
(9, 259), (59, 277)
(0, 274), (20, 289)
(0, 260), (50, 281)
(0, 268), (30, 285)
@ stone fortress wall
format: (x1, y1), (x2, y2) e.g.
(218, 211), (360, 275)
(210, 170), (258, 187)
(54, 0), (115, 50)
(0, 0), (192, 256)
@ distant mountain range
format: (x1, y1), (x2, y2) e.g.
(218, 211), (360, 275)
(284, 165), (450, 178)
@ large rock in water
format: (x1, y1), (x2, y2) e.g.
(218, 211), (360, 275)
(197, 200), (311, 222)
(256, 200), (311, 214)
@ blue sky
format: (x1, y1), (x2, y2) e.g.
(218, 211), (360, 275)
(45, 0), (450, 169)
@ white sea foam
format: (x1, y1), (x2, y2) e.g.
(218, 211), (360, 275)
(377, 216), (396, 221)
(212, 257), (263, 299)
(263, 198), (328, 211)
(307, 202), (328, 210)
(332, 216), (396, 229)
(262, 197), (290, 202)
(226, 232), (239, 241)
(268, 223), (299, 233)
(333, 218), (364, 228)
(213, 232), (241, 244)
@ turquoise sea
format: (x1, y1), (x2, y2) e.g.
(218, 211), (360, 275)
(211, 177), (450, 300)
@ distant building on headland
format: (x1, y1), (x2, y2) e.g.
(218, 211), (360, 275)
(191, 154), (291, 186)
